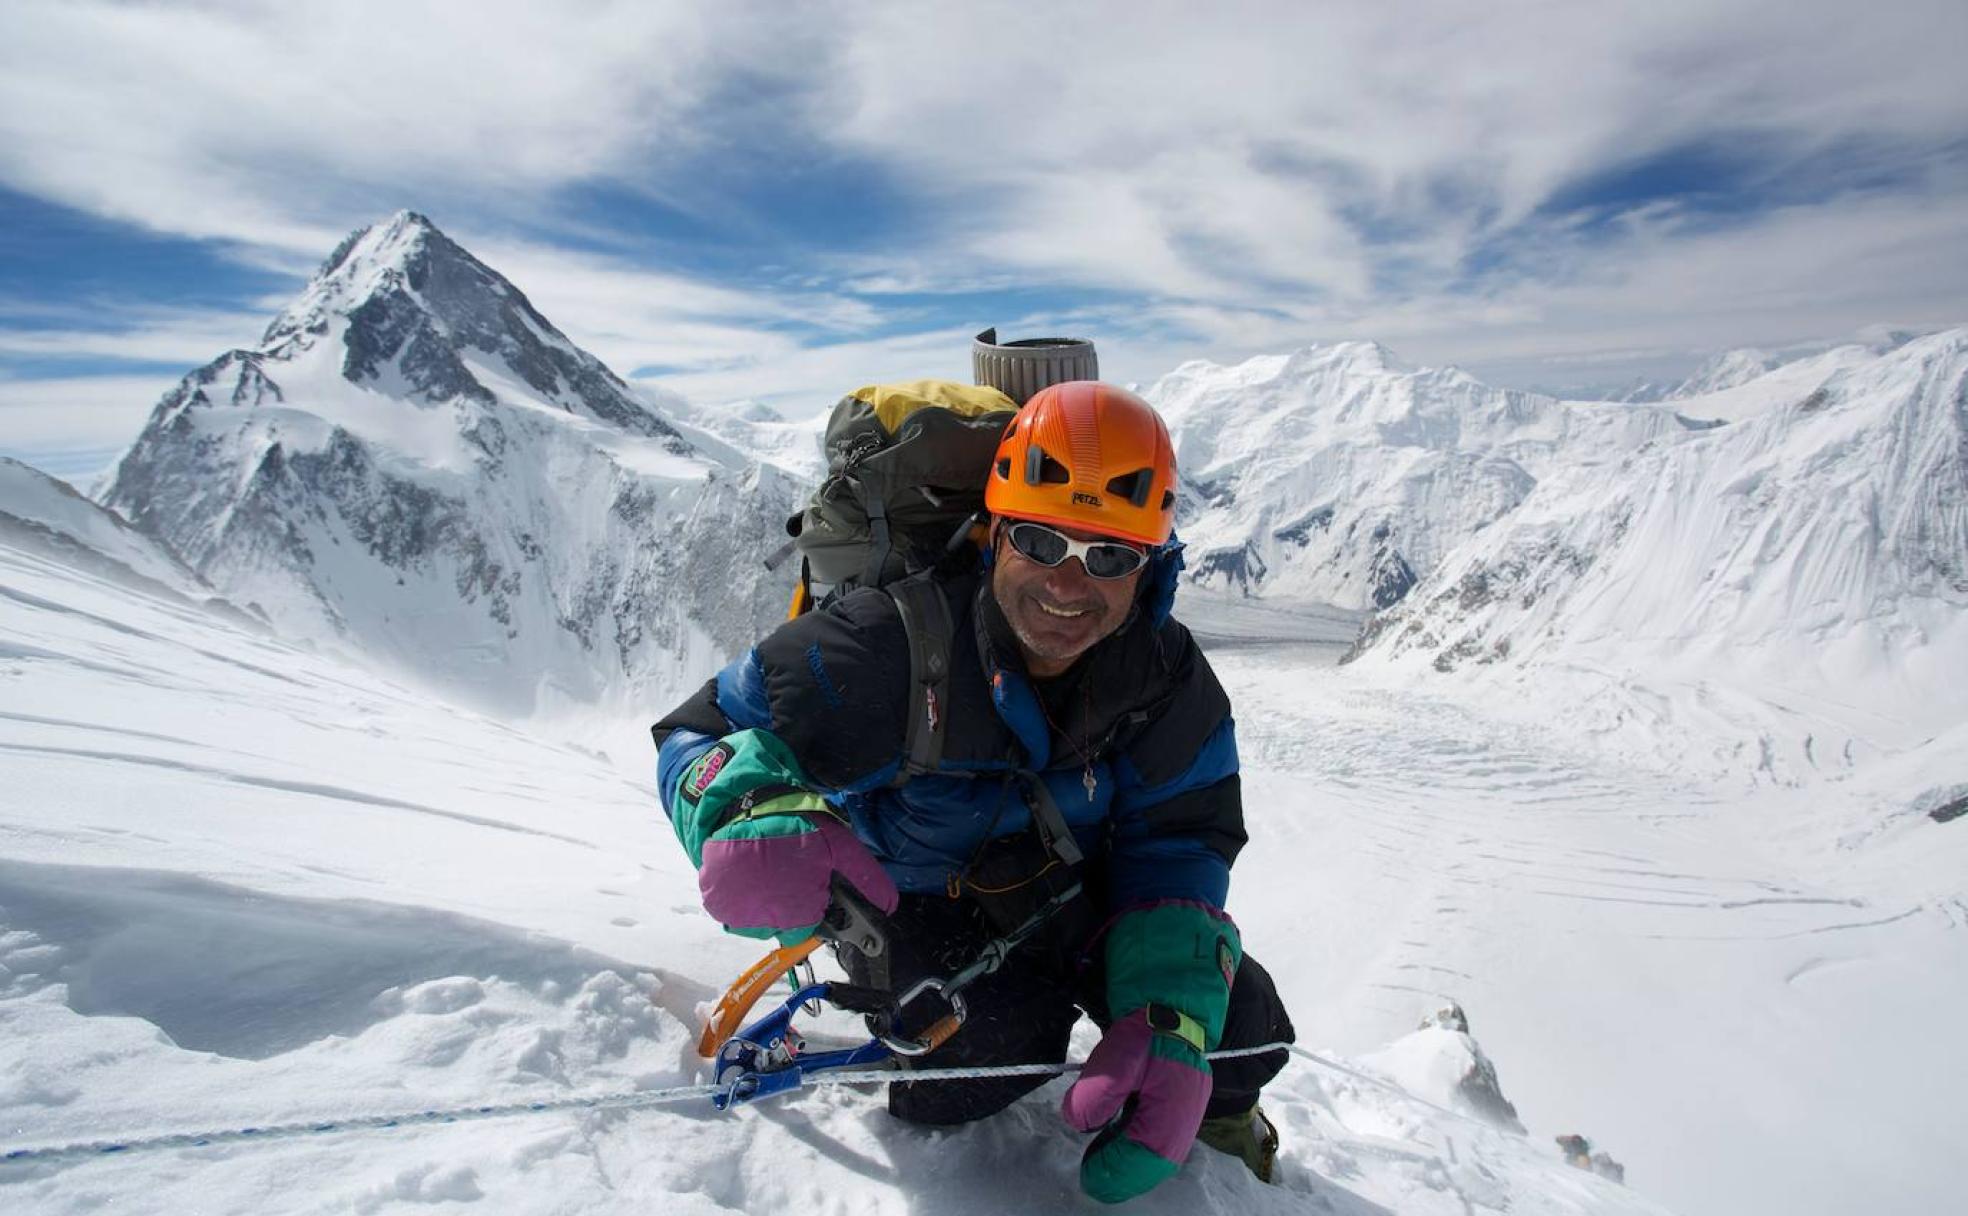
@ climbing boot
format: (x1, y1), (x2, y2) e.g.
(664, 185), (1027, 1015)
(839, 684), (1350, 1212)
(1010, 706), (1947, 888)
(1196, 1103), (1280, 1183)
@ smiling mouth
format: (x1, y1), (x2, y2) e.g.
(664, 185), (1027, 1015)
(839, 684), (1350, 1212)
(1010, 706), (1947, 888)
(1034, 599), (1093, 620)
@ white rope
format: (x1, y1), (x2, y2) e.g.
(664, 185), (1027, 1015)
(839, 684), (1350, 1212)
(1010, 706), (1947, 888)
(0, 1083), (724, 1167)
(813, 1038), (1294, 1088)
(0, 1041), (1297, 1167)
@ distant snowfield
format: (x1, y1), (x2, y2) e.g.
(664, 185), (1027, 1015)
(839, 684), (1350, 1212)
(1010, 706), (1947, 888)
(4, 539), (1962, 1216)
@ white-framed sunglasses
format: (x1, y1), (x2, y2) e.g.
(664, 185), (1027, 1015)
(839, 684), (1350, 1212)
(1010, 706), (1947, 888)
(1004, 521), (1150, 580)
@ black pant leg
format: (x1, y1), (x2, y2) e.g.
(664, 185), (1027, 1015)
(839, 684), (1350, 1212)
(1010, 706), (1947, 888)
(843, 894), (1083, 1126)
(1202, 953), (1296, 1118)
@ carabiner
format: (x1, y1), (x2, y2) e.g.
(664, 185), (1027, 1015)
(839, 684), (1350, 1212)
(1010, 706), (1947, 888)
(879, 975), (967, 1057)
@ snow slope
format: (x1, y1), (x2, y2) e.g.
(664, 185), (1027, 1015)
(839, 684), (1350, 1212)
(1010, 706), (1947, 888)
(0, 458), (227, 612)
(1649, 343), (1880, 425)
(657, 394), (829, 483)
(1147, 343), (1692, 609)
(98, 213), (800, 722)
(0, 462), (1676, 1215)
(1210, 643), (1968, 1216)
(1350, 329), (1968, 787)
(8, 247), (1961, 1215)
(9, 448), (1965, 1214)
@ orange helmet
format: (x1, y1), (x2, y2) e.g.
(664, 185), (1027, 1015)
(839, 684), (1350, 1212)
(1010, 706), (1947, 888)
(984, 381), (1177, 546)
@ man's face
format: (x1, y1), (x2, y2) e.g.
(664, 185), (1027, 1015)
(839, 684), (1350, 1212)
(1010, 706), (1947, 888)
(991, 521), (1145, 678)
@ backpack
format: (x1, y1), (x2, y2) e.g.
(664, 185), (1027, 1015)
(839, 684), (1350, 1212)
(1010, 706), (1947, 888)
(782, 379), (1018, 614)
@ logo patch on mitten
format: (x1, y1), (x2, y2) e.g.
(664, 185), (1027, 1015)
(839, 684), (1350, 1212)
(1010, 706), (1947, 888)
(681, 742), (734, 804)
(1216, 935), (1236, 987)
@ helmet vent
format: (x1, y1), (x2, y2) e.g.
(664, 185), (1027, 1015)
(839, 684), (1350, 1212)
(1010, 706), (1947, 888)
(1024, 446), (1072, 486)
(1105, 469), (1153, 508)
(995, 457), (1011, 480)
(1160, 490), (1175, 511)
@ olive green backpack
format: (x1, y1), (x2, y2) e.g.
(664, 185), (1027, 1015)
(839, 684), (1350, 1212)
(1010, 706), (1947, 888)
(782, 379), (1018, 613)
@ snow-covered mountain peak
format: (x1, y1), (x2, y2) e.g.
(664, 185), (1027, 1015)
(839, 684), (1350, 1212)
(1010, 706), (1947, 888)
(1662, 330), (1939, 410)
(293, 209), (437, 314)
(253, 211), (679, 444)
(1302, 338), (1411, 375)
(261, 210), (445, 358)
(99, 214), (797, 718)
(1667, 347), (1781, 399)
(1160, 340), (1412, 407)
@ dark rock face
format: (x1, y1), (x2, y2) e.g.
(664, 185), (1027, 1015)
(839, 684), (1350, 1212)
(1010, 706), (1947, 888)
(1426, 1004), (1525, 1133)
(1193, 540), (1269, 595)
(341, 287), (495, 409)
(1370, 548), (1417, 609)
(1346, 538), (1594, 670)
(1272, 505), (1334, 547)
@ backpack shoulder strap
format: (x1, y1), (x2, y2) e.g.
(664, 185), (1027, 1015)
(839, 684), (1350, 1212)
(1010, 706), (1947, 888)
(885, 574), (954, 785)
(884, 574), (1088, 873)
(1016, 770), (1086, 867)
(860, 476), (893, 589)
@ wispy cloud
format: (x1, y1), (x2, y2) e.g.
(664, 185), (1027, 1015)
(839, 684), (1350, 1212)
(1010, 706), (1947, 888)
(829, 2), (1968, 302)
(0, 303), (269, 364)
(0, 372), (179, 482)
(0, 1), (803, 249)
(0, 0), (1962, 415)
(636, 326), (984, 415)
(471, 238), (884, 377)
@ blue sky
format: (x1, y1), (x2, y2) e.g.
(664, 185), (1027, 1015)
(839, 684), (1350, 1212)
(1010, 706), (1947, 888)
(3, 0), (1965, 480)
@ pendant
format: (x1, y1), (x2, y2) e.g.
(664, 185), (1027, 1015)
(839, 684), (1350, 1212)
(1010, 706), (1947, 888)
(1084, 766), (1097, 803)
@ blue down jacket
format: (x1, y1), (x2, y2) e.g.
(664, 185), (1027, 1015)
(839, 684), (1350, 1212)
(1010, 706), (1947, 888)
(650, 547), (1245, 913)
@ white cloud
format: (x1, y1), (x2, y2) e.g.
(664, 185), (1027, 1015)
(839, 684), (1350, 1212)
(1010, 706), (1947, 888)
(0, 0), (800, 250)
(824, 0), (1968, 307)
(637, 326), (984, 417)
(2, 0), (1964, 411)
(471, 238), (882, 376)
(1077, 187), (1968, 389)
(0, 372), (178, 483)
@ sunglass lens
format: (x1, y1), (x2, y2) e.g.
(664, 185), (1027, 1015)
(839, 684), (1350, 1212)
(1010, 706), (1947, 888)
(1010, 523), (1068, 566)
(1085, 544), (1146, 579)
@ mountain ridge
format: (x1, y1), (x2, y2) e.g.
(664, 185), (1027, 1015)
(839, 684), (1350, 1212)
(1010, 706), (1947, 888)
(1343, 327), (1968, 782)
(1148, 341), (1691, 610)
